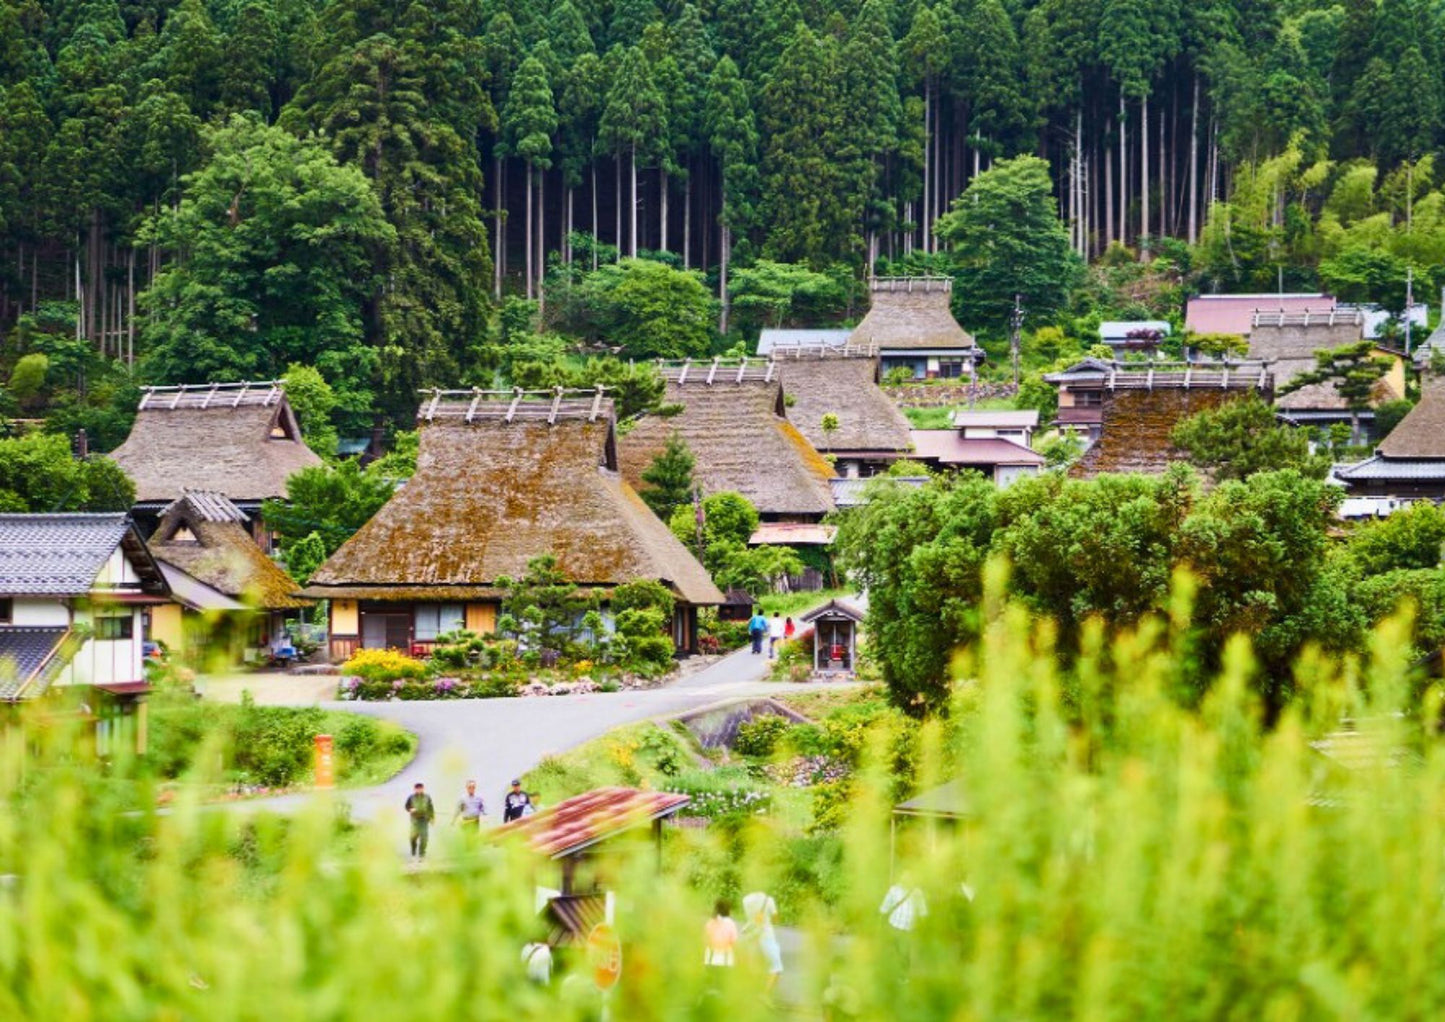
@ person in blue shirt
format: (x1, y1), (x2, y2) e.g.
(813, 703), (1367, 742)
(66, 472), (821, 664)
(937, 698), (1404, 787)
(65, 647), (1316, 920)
(747, 610), (768, 655)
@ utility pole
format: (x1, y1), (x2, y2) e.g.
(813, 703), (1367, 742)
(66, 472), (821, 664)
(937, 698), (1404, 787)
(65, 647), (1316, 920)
(1010, 294), (1024, 388)
(1405, 266), (1415, 357)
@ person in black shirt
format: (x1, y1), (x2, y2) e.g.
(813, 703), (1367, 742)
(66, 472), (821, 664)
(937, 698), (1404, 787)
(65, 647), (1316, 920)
(502, 779), (532, 822)
(404, 782), (435, 858)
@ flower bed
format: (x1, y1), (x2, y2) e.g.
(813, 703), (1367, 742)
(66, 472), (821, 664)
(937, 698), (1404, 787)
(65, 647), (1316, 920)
(668, 785), (773, 820)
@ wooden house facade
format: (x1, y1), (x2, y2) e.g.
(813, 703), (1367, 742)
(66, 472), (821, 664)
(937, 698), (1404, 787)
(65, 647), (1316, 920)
(848, 277), (980, 380)
(303, 390), (723, 661)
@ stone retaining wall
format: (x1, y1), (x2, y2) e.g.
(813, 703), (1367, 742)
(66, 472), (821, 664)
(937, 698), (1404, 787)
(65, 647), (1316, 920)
(885, 382), (1019, 408)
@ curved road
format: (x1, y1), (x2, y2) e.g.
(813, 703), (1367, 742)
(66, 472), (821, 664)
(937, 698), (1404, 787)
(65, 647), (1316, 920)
(226, 645), (807, 826)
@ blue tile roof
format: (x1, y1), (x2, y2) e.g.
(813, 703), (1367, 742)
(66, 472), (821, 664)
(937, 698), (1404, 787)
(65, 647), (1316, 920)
(0, 514), (131, 596)
(0, 627), (71, 700)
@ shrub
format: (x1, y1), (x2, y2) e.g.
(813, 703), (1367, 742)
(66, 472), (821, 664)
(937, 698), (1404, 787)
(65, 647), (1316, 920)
(335, 716), (381, 761)
(232, 699), (326, 787)
(341, 648), (430, 684)
(734, 715), (792, 757)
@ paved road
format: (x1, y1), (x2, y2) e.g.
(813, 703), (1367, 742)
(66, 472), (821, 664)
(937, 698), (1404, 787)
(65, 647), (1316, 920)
(224, 645), (819, 827)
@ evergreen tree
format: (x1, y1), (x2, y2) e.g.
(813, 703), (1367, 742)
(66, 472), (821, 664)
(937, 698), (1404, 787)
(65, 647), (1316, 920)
(705, 54), (758, 332)
(503, 55), (556, 300)
(639, 431), (696, 521)
(599, 45), (667, 259)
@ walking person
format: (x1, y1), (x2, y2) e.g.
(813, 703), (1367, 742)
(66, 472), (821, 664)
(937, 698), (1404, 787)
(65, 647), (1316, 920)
(704, 899), (739, 968)
(747, 609), (768, 655)
(742, 890), (784, 995)
(768, 613), (785, 659)
(503, 779), (533, 823)
(404, 782), (435, 860)
(453, 779), (486, 831)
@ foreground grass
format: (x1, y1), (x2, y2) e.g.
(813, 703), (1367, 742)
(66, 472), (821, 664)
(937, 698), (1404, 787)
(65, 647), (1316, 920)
(5, 602), (1445, 1017)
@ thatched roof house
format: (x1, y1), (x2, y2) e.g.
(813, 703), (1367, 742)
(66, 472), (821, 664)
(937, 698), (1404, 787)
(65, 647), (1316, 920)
(1044, 359), (1273, 477)
(1246, 311), (1405, 430)
(1337, 376), (1445, 499)
(617, 361), (837, 520)
(305, 390), (723, 659)
(848, 277), (978, 380)
(109, 382), (322, 517)
(771, 347), (913, 474)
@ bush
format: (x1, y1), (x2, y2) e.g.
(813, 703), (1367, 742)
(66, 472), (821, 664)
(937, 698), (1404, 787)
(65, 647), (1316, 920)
(341, 648), (430, 684)
(734, 715), (792, 757)
(232, 699), (326, 788)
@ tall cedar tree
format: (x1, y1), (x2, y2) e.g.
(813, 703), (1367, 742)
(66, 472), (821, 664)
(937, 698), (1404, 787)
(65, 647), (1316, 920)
(639, 431), (696, 521)
(704, 55), (758, 332)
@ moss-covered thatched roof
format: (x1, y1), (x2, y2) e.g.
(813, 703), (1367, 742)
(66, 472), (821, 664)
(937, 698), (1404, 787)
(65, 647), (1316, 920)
(618, 363), (837, 517)
(304, 392), (722, 606)
(773, 352), (912, 453)
(150, 491), (310, 610)
(110, 382), (322, 505)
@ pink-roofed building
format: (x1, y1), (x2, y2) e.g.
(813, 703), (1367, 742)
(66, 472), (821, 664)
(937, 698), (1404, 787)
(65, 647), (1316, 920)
(1184, 293), (1336, 337)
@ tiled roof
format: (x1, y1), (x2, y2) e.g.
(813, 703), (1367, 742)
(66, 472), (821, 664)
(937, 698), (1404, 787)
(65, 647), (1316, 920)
(1335, 457), (1445, 481)
(830, 476), (929, 508)
(0, 514), (131, 595)
(160, 490), (248, 523)
(749, 522), (836, 545)
(951, 410), (1039, 429)
(503, 786), (691, 859)
(0, 627), (72, 700)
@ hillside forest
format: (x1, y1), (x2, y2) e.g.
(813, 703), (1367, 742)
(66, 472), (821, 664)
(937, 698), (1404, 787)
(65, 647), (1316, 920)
(3, 0), (1445, 433)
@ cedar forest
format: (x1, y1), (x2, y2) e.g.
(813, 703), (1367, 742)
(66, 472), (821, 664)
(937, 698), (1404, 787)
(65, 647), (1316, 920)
(1, 0), (1443, 437)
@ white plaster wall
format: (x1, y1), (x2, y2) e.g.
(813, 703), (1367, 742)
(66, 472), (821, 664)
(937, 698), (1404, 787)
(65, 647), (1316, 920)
(12, 599), (71, 627)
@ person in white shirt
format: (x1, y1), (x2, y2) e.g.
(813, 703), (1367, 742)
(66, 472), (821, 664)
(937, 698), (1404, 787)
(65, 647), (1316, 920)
(768, 613), (785, 659)
(742, 890), (783, 991)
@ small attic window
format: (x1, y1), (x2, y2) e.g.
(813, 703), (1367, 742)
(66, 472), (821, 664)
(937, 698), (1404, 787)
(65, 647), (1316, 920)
(172, 525), (198, 544)
(270, 425), (287, 438)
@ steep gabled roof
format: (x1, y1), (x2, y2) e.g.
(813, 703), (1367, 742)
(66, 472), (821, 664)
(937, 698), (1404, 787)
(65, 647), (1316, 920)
(0, 514), (166, 597)
(306, 391), (722, 606)
(849, 277), (976, 352)
(109, 382), (323, 504)
(149, 492), (310, 610)
(773, 352), (912, 454)
(1377, 377), (1445, 459)
(617, 363), (837, 517)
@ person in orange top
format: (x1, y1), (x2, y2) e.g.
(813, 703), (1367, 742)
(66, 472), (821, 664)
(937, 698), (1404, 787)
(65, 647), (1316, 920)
(703, 899), (739, 967)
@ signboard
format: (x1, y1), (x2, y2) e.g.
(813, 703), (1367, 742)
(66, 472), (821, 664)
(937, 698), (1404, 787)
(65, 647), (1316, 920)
(587, 923), (622, 991)
(314, 734), (334, 789)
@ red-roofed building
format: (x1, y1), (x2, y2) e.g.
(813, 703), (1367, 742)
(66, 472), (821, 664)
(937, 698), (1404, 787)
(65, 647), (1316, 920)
(909, 430), (1045, 485)
(1184, 293), (1335, 337)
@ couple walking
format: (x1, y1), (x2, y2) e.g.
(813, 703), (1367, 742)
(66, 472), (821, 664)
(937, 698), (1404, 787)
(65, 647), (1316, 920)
(403, 779), (537, 859)
(747, 611), (795, 659)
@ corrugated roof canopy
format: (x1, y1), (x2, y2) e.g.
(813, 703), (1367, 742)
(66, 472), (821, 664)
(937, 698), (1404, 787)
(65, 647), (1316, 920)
(503, 786), (691, 859)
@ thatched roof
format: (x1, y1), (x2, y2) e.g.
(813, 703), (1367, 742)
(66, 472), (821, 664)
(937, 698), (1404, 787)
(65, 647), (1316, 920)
(305, 391), (722, 606)
(772, 351), (912, 453)
(617, 362), (837, 517)
(1071, 388), (1258, 478)
(150, 491), (310, 610)
(109, 382), (322, 505)
(1377, 377), (1445, 458)
(849, 277), (976, 352)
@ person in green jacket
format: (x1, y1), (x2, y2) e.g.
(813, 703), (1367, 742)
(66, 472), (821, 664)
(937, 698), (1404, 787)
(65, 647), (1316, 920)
(404, 782), (435, 859)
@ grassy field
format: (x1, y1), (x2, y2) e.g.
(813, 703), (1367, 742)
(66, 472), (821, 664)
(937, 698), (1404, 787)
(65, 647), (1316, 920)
(901, 396), (1019, 429)
(757, 587), (851, 618)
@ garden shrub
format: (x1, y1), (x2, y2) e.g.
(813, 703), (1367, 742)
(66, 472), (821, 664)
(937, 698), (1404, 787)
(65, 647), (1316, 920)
(341, 648), (430, 684)
(734, 715), (791, 757)
(232, 699), (327, 787)
(335, 716), (381, 762)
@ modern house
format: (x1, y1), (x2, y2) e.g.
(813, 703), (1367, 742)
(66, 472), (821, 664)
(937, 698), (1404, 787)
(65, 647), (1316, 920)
(109, 381), (323, 540)
(1335, 377), (1445, 501)
(951, 409), (1039, 446)
(1043, 358), (1273, 477)
(908, 430), (1045, 484)
(304, 389), (723, 660)
(848, 277), (979, 380)
(146, 491), (311, 661)
(1247, 310), (1405, 433)
(618, 361), (837, 522)
(1099, 320), (1171, 355)
(1185, 293), (1336, 339)
(0, 514), (170, 755)
(770, 346), (914, 478)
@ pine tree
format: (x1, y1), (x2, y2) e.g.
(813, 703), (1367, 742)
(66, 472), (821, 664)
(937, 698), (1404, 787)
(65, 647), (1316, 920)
(639, 432), (696, 520)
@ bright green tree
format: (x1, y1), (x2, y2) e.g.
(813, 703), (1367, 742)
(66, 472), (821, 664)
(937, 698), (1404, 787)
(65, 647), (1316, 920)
(1170, 396), (1331, 481)
(639, 432), (695, 521)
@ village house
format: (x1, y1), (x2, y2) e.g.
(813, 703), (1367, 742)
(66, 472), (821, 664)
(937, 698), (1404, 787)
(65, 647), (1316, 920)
(304, 389), (723, 660)
(907, 409), (1044, 484)
(1185, 293), (1336, 339)
(848, 277), (980, 380)
(1335, 376), (1445, 502)
(108, 381), (323, 543)
(146, 491), (312, 662)
(1247, 309), (1405, 435)
(1044, 358), (1273, 477)
(770, 345), (914, 478)
(618, 360), (837, 523)
(0, 514), (170, 755)
(755, 328), (851, 356)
